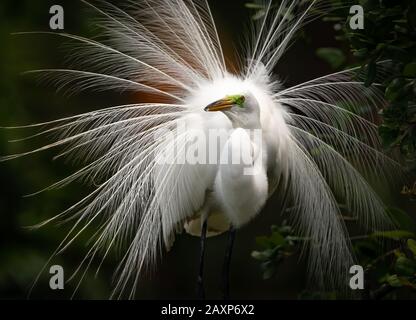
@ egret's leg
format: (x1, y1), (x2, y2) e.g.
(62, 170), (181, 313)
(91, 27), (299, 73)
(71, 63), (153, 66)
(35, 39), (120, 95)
(197, 218), (208, 299)
(221, 225), (236, 300)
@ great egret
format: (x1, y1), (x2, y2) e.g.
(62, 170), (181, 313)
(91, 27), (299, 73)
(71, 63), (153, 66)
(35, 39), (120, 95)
(4, 0), (401, 299)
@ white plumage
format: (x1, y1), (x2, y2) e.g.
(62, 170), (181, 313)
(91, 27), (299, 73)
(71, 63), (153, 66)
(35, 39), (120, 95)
(4, 0), (402, 298)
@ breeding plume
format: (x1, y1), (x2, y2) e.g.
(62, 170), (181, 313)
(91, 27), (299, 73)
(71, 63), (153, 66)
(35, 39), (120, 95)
(5, 0), (401, 298)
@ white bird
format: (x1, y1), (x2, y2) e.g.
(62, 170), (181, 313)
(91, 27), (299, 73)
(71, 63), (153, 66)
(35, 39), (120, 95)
(4, 0), (401, 298)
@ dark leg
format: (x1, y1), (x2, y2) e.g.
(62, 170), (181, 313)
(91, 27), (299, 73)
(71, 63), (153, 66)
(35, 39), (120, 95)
(197, 219), (208, 299)
(221, 225), (236, 300)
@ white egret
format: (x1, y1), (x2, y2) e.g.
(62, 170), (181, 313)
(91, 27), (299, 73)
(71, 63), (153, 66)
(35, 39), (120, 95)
(4, 0), (402, 299)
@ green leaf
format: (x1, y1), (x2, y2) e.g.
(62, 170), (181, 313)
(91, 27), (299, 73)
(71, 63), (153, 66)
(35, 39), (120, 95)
(408, 239), (416, 256)
(316, 47), (346, 69)
(251, 250), (269, 261)
(386, 274), (403, 287)
(397, 277), (416, 289)
(403, 62), (416, 77)
(371, 230), (415, 240)
(395, 256), (416, 276)
(255, 236), (271, 249)
(270, 231), (285, 246)
(261, 261), (275, 280)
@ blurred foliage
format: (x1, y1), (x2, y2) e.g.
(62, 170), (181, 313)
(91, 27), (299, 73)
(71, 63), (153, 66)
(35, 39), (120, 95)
(251, 221), (305, 280)
(253, 208), (416, 299)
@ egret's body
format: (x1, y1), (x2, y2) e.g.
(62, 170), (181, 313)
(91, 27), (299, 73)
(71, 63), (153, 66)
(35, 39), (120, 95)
(158, 74), (286, 244)
(4, 0), (401, 298)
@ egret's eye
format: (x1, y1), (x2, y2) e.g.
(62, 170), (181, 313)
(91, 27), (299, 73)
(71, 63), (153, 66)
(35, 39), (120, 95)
(226, 94), (245, 108)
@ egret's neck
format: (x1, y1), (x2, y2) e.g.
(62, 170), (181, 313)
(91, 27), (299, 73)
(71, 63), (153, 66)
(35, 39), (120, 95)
(226, 110), (261, 131)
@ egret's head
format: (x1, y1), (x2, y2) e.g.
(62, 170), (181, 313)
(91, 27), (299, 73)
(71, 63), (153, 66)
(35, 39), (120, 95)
(204, 92), (261, 129)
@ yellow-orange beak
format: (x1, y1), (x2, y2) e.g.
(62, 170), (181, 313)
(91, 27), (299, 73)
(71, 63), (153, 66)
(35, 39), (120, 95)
(204, 97), (235, 112)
